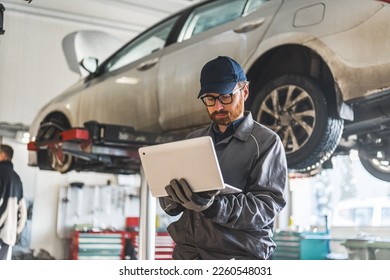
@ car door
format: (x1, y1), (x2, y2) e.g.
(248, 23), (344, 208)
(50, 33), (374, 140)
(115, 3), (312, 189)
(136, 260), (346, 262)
(78, 15), (181, 132)
(157, 0), (283, 132)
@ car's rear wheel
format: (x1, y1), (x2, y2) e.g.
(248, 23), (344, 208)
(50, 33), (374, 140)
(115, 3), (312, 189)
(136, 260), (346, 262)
(36, 116), (74, 173)
(251, 74), (343, 171)
(358, 136), (390, 182)
(359, 155), (390, 182)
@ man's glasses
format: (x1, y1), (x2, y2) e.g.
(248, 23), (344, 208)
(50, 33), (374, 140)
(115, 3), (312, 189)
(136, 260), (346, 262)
(200, 85), (244, 107)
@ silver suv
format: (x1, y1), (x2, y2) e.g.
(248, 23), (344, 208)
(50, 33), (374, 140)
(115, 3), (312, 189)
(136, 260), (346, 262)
(29, 0), (390, 182)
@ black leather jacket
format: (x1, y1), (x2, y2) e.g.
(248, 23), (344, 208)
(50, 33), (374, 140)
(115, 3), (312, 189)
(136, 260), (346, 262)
(164, 112), (287, 260)
(0, 161), (27, 246)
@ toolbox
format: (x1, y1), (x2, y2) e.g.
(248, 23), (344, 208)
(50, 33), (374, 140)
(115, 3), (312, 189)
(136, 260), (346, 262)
(271, 230), (330, 260)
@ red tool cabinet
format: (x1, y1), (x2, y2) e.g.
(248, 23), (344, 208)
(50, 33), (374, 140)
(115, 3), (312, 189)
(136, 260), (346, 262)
(70, 230), (174, 260)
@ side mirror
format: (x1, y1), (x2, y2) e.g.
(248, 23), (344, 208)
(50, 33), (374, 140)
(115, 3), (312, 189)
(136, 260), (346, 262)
(80, 57), (99, 74)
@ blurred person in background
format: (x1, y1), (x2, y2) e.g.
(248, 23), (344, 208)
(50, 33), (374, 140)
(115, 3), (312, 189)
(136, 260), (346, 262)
(0, 144), (27, 260)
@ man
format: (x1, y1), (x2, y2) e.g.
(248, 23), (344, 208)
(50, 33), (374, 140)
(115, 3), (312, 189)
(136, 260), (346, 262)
(0, 144), (27, 260)
(160, 56), (287, 260)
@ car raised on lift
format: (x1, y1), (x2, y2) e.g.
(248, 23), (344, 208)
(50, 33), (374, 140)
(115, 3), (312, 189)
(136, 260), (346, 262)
(29, 0), (390, 182)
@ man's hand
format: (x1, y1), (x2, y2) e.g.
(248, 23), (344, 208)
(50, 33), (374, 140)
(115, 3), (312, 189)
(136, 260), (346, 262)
(159, 196), (176, 211)
(165, 179), (219, 212)
(158, 196), (183, 216)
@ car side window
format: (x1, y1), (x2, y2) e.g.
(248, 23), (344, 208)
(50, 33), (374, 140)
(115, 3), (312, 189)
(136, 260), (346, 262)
(382, 207), (390, 226)
(105, 15), (180, 72)
(179, 0), (247, 41)
(245, 0), (269, 14)
(353, 207), (373, 226)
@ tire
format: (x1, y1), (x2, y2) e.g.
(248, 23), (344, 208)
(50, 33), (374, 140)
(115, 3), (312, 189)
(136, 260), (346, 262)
(358, 138), (390, 182)
(359, 156), (390, 182)
(36, 117), (74, 173)
(251, 74), (343, 171)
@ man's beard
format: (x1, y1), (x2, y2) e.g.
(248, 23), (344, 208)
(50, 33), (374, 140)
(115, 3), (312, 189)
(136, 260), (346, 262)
(209, 96), (245, 126)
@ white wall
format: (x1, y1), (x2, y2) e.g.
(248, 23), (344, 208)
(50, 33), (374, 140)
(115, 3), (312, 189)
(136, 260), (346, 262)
(0, 0), (148, 125)
(31, 170), (119, 259)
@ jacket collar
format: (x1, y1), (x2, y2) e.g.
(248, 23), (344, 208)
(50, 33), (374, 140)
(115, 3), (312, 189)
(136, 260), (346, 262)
(233, 111), (255, 142)
(0, 160), (13, 168)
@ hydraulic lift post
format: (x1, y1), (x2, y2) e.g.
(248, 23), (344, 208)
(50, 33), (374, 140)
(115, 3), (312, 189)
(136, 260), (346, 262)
(138, 167), (156, 260)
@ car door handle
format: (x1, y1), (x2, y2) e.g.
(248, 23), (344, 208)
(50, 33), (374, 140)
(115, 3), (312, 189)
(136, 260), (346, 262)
(137, 58), (159, 71)
(233, 18), (265, 33)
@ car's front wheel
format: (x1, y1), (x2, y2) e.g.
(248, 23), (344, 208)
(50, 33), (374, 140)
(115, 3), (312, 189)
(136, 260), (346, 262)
(251, 75), (343, 171)
(36, 116), (74, 173)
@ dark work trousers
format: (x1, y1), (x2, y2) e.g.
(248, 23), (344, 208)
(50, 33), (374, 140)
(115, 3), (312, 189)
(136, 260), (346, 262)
(0, 240), (10, 260)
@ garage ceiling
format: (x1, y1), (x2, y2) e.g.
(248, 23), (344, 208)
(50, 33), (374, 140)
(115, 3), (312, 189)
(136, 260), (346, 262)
(2, 0), (204, 33)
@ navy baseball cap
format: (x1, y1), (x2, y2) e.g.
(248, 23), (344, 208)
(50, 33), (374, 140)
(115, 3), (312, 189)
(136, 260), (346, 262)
(198, 56), (246, 98)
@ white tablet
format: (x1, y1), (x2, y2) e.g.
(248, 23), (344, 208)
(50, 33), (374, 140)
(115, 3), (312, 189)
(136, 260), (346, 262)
(138, 136), (241, 197)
